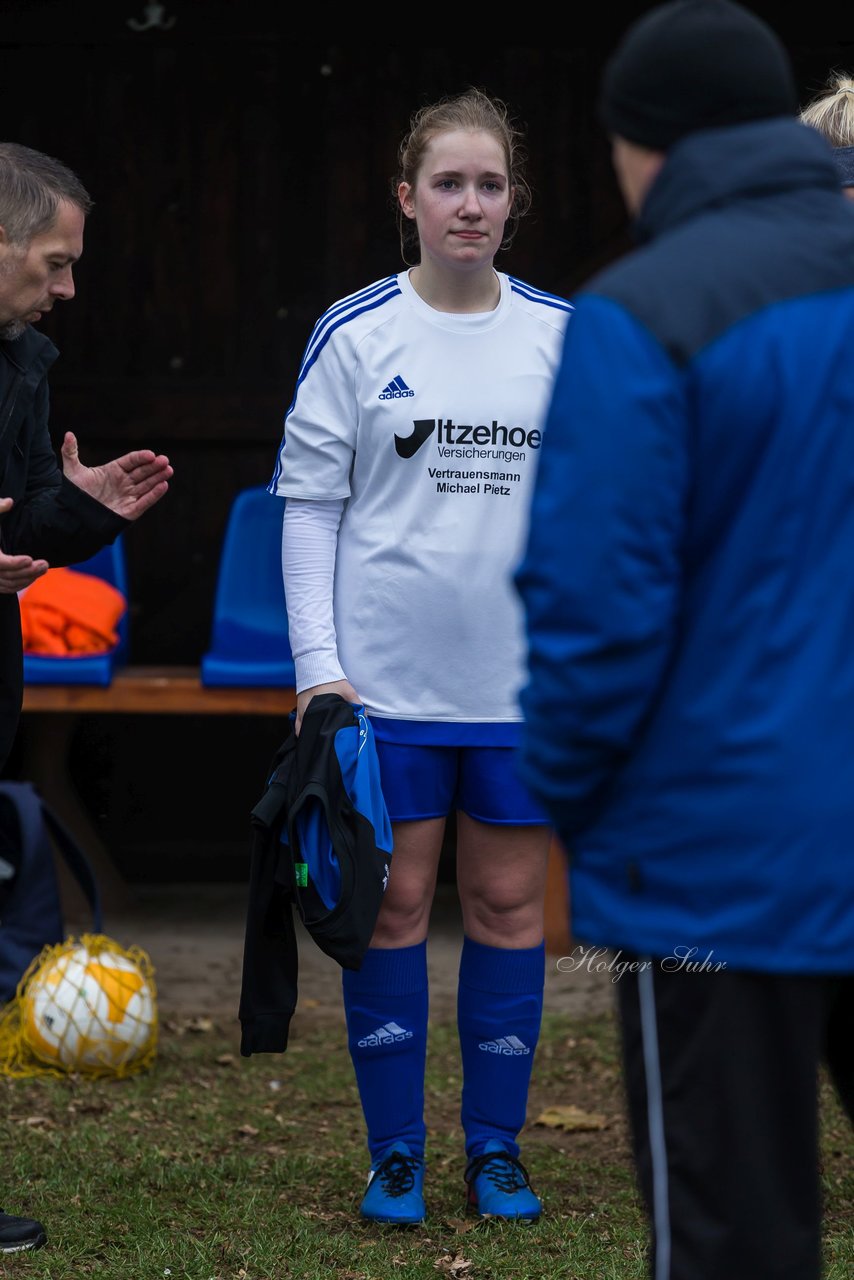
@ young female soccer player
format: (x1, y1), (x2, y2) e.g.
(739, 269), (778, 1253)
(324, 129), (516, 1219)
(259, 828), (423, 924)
(269, 87), (572, 1224)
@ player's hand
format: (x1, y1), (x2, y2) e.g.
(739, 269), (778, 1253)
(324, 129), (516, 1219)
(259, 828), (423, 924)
(295, 679), (361, 734)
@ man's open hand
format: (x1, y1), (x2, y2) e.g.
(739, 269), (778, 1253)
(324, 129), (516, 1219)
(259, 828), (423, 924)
(61, 431), (173, 520)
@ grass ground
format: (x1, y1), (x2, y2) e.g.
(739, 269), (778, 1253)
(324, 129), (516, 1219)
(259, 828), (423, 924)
(1, 1010), (851, 1279)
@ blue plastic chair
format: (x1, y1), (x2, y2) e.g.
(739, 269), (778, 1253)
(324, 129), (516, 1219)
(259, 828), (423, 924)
(200, 487), (296, 687)
(23, 536), (130, 687)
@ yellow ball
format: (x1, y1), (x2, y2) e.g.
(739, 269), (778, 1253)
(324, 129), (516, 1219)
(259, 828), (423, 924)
(23, 944), (155, 1070)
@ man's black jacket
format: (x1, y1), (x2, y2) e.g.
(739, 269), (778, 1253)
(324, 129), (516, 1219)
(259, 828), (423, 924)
(0, 327), (126, 767)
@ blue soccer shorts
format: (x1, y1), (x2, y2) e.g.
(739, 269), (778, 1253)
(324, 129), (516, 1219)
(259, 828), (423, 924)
(372, 740), (549, 826)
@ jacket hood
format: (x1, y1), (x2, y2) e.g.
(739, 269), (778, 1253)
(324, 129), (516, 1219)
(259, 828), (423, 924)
(634, 117), (841, 244)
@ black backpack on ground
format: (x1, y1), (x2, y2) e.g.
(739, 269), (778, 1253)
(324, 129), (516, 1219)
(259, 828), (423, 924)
(0, 781), (103, 1004)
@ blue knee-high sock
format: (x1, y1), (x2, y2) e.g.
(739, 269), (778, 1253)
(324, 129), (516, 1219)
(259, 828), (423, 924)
(342, 942), (428, 1164)
(457, 935), (545, 1159)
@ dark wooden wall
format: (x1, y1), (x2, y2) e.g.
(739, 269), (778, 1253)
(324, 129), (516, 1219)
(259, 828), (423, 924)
(2, 2), (850, 661)
(0, 14), (624, 664)
(2, 2), (852, 877)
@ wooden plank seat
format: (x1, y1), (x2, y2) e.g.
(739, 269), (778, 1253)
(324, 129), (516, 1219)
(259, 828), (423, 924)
(22, 665), (297, 716)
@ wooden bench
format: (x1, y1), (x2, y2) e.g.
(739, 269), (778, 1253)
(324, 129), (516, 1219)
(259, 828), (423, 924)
(21, 665), (571, 952)
(20, 666), (294, 913)
(21, 665), (297, 717)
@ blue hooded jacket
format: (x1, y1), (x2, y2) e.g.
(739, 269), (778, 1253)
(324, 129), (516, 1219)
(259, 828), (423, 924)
(516, 117), (854, 973)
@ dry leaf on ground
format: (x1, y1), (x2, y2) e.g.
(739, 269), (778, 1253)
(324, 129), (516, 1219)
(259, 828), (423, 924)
(534, 1104), (608, 1131)
(434, 1252), (474, 1276)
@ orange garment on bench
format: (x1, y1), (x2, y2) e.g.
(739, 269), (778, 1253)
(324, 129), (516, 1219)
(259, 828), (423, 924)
(19, 567), (127, 656)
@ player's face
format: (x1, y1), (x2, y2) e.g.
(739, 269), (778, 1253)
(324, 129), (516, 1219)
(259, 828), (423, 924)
(398, 129), (513, 274)
(0, 199), (84, 339)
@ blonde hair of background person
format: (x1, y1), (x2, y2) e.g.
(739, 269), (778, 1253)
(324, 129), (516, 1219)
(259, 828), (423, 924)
(800, 70), (854, 198)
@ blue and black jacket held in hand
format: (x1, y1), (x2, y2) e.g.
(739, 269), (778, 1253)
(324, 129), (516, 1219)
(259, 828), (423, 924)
(238, 693), (392, 1055)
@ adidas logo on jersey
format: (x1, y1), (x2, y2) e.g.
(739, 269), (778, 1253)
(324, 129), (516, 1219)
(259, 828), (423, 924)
(478, 1035), (531, 1056)
(378, 374), (415, 400)
(358, 1021), (414, 1047)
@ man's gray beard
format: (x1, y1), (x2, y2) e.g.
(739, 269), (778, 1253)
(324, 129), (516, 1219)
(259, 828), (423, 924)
(0, 319), (26, 340)
(0, 247), (30, 340)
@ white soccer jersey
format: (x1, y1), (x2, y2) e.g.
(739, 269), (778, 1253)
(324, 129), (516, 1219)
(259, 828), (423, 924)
(271, 269), (573, 736)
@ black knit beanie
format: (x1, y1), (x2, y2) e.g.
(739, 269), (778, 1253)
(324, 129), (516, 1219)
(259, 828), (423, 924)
(599, 0), (798, 149)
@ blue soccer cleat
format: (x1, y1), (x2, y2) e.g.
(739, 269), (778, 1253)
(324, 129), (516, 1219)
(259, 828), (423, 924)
(360, 1140), (426, 1225)
(464, 1140), (542, 1221)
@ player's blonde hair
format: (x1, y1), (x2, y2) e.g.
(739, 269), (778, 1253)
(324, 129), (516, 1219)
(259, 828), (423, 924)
(393, 87), (532, 265)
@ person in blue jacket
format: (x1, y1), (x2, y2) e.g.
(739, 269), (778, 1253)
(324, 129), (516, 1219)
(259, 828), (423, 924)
(800, 69), (854, 198)
(515, 3), (854, 1279)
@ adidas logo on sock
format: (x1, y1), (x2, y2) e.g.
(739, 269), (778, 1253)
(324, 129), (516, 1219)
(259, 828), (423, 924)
(358, 1021), (414, 1047)
(478, 1035), (531, 1056)
(378, 374), (415, 400)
